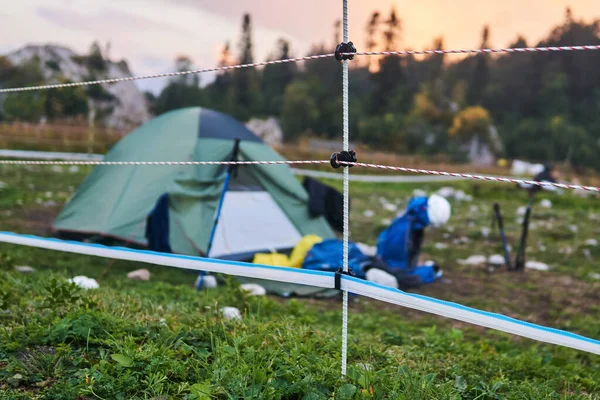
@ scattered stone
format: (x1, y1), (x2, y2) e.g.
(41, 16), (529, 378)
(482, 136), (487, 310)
(366, 268), (398, 288)
(15, 266), (35, 273)
(412, 189), (427, 197)
(517, 206), (527, 216)
(127, 268), (150, 281)
(195, 275), (218, 289)
(443, 233), (451, 239)
(569, 225), (578, 233)
(220, 306), (242, 321)
(435, 242), (448, 250)
(488, 255), (505, 266)
(585, 239), (598, 247)
(469, 205), (479, 213)
(583, 249), (592, 259)
(380, 218), (391, 226)
(436, 187), (455, 198)
(35, 198), (43, 205)
(383, 203), (397, 212)
(43, 200), (57, 208)
(363, 210), (375, 218)
(589, 273), (600, 280)
(27, 184), (35, 190)
(16, 199), (23, 206)
(68, 276), (99, 289)
(0, 181), (6, 189)
(458, 255), (487, 265)
(525, 261), (549, 271)
(481, 227), (490, 238)
(69, 166), (79, 173)
(51, 166), (63, 173)
(45, 191), (53, 198)
(240, 283), (267, 296)
(540, 199), (552, 208)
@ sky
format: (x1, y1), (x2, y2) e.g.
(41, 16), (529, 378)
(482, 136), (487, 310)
(1, 0), (599, 94)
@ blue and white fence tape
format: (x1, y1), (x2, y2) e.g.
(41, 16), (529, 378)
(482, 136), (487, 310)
(0, 232), (598, 355)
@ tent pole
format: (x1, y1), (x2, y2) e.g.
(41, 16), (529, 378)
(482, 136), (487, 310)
(196, 138), (241, 290)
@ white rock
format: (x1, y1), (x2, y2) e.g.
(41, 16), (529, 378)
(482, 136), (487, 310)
(15, 265), (35, 273)
(589, 273), (600, 280)
(383, 203), (397, 212)
(363, 210), (375, 218)
(45, 191), (53, 198)
(569, 225), (578, 233)
(240, 283), (266, 296)
(436, 187), (455, 198)
(412, 189), (427, 197)
(43, 200), (57, 208)
(380, 218), (391, 226)
(517, 206), (527, 216)
(481, 227), (490, 238)
(584, 239), (598, 247)
(127, 268), (150, 281)
(469, 205), (479, 213)
(68, 276), (99, 289)
(454, 190), (467, 201)
(458, 255), (487, 265)
(540, 199), (552, 208)
(195, 275), (217, 289)
(435, 242), (448, 250)
(69, 166), (79, 173)
(488, 255), (506, 265)
(356, 242), (377, 256)
(220, 306), (242, 321)
(365, 268), (398, 288)
(51, 166), (63, 173)
(525, 261), (549, 271)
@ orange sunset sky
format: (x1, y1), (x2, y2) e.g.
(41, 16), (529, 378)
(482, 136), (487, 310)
(1, 0), (599, 93)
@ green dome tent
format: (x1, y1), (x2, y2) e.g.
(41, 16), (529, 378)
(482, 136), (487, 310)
(52, 107), (335, 265)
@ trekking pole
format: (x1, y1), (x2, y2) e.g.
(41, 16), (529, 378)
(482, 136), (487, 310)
(514, 192), (534, 271)
(493, 203), (511, 270)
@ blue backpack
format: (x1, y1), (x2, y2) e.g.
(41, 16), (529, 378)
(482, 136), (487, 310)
(376, 196), (441, 285)
(302, 239), (369, 279)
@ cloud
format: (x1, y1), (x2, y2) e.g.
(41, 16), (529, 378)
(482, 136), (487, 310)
(35, 6), (190, 37)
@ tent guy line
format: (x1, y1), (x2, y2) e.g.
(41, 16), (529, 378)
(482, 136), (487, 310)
(1, 45), (599, 93)
(0, 231), (598, 355)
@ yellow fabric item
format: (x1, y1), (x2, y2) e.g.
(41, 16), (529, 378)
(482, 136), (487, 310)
(289, 235), (323, 269)
(252, 252), (290, 267)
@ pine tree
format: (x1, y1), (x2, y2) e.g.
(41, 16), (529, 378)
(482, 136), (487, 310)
(231, 13), (262, 120)
(467, 25), (491, 105)
(262, 39), (297, 115)
(365, 12), (380, 70)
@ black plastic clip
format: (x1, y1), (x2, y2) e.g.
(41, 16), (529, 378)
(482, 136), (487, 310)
(330, 150), (357, 169)
(334, 267), (355, 290)
(335, 42), (357, 61)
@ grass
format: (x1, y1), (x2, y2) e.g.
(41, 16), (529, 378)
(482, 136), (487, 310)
(0, 163), (599, 399)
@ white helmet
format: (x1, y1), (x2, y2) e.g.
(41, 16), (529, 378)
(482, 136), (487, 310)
(427, 194), (451, 227)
